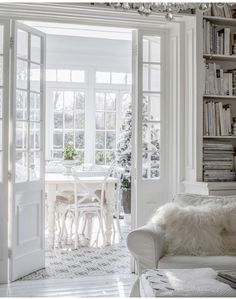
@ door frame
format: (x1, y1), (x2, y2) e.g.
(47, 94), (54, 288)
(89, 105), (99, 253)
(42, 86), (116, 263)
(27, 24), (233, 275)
(0, 6), (194, 281)
(0, 18), (10, 284)
(0, 3), (186, 226)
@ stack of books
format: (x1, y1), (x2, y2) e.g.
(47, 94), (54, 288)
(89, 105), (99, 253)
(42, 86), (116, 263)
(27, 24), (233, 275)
(203, 4), (232, 18)
(204, 101), (232, 136)
(211, 4), (232, 18)
(204, 61), (233, 96)
(217, 270), (236, 289)
(203, 20), (236, 55)
(203, 142), (236, 182)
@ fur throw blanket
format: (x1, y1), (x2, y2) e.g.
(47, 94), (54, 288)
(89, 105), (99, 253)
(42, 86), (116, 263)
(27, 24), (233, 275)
(149, 202), (236, 256)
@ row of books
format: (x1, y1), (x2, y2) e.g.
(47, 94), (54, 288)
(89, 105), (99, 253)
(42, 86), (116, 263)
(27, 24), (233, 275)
(203, 101), (233, 136)
(204, 61), (236, 96)
(203, 142), (236, 182)
(203, 4), (232, 18)
(203, 21), (236, 55)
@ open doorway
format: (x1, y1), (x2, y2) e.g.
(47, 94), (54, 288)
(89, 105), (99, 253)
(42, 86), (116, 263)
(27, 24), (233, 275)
(17, 21), (133, 280)
(1, 15), (165, 283)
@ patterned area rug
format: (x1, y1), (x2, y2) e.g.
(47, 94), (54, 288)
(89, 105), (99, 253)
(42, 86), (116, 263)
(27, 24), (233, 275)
(20, 223), (131, 281)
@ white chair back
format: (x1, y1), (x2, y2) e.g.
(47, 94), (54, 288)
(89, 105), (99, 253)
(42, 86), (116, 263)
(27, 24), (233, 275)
(72, 163), (114, 206)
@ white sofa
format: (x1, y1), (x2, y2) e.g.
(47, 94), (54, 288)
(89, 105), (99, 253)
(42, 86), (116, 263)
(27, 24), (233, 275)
(127, 194), (236, 275)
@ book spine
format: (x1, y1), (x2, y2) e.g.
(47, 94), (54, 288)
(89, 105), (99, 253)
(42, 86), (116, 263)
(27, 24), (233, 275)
(224, 28), (231, 55)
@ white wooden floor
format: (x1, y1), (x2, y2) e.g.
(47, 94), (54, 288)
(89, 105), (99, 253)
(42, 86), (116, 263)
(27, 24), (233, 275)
(0, 274), (137, 297)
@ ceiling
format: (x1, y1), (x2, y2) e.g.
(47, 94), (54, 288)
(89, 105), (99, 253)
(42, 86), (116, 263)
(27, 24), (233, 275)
(23, 21), (132, 40)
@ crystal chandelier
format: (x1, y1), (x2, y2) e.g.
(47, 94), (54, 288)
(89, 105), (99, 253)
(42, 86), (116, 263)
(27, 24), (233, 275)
(105, 3), (228, 20)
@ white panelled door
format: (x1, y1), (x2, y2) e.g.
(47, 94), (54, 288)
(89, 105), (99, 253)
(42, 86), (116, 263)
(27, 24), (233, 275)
(0, 19), (10, 284)
(9, 21), (46, 281)
(132, 30), (169, 228)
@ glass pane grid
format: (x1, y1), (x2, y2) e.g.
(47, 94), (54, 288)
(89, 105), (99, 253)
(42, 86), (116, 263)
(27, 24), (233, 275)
(95, 92), (117, 165)
(142, 35), (161, 180)
(46, 69), (86, 83)
(96, 71), (131, 85)
(15, 30), (43, 183)
(52, 90), (85, 162)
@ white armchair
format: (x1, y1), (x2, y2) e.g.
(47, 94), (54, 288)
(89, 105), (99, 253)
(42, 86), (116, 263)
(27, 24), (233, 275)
(127, 194), (236, 275)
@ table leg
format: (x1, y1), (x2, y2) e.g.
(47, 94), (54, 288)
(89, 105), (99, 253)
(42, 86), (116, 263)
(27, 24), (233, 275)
(104, 183), (115, 245)
(47, 184), (56, 248)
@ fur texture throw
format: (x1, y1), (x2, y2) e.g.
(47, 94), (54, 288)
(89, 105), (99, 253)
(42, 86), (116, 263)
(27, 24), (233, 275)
(149, 202), (236, 256)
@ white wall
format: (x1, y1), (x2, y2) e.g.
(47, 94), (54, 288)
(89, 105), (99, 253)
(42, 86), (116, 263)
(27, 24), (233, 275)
(46, 34), (132, 71)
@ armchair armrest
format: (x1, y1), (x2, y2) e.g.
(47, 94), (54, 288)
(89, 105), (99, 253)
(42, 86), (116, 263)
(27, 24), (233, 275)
(127, 225), (165, 275)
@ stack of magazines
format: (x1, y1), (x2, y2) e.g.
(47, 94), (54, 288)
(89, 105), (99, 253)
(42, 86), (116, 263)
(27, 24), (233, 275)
(217, 270), (236, 289)
(203, 142), (236, 182)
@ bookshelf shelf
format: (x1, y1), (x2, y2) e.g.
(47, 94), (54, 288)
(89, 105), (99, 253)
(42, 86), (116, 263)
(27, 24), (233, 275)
(207, 181), (236, 189)
(203, 16), (236, 27)
(203, 95), (236, 100)
(203, 54), (236, 61)
(203, 136), (236, 139)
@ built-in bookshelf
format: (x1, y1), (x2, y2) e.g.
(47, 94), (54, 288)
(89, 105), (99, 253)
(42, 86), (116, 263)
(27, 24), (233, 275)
(203, 95), (236, 100)
(201, 12), (236, 184)
(203, 136), (236, 139)
(203, 54), (236, 61)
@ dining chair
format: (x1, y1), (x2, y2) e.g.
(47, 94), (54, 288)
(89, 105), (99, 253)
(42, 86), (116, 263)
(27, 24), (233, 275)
(112, 166), (125, 239)
(72, 164), (114, 248)
(55, 191), (74, 245)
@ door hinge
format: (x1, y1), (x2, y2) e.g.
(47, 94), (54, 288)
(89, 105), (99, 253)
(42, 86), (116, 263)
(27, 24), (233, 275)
(8, 171), (12, 181)
(8, 248), (12, 258)
(10, 37), (14, 49)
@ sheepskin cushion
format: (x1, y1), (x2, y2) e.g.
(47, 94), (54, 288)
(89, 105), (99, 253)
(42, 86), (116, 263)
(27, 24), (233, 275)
(222, 233), (236, 255)
(149, 202), (230, 256)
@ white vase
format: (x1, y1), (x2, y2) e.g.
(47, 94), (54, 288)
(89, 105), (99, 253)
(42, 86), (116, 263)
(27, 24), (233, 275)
(124, 213), (131, 225)
(62, 160), (76, 175)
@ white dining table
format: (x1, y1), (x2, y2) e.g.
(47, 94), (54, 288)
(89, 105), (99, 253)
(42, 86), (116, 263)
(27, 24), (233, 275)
(45, 173), (118, 246)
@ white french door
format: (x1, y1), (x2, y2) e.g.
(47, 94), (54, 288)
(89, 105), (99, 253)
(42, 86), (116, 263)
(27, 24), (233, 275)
(0, 19), (10, 284)
(132, 30), (169, 228)
(8, 21), (46, 281)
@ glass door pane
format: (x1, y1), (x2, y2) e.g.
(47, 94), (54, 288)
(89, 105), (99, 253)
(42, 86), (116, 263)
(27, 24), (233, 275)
(14, 29), (43, 183)
(142, 35), (161, 179)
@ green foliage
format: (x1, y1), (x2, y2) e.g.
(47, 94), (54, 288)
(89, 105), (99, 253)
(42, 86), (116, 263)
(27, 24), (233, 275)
(96, 151), (105, 165)
(63, 141), (77, 160)
(117, 106), (132, 190)
(76, 151), (84, 165)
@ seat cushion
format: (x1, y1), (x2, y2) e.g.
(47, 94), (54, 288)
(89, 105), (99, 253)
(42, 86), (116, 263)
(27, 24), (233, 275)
(158, 255), (236, 271)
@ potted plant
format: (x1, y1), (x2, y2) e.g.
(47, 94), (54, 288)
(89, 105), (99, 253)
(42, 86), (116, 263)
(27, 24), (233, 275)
(62, 141), (77, 175)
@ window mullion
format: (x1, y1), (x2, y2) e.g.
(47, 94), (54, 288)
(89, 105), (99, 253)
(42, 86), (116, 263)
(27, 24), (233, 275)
(85, 66), (95, 164)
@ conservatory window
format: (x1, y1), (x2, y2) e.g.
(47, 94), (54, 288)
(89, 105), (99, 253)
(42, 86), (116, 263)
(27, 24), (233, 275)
(96, 71), (131, 85)
(46, 69), (86, 83)
(47, 68), (131, 165)
(95, 92), (117, 165)
(52, 90), (85, 162)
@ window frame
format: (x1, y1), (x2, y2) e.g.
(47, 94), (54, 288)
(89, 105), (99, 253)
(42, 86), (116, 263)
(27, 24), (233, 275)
(46, 66), (131, 165)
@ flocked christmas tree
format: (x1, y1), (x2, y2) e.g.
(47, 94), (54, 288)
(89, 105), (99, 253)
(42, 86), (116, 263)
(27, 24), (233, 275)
(116, 105), (132, 191)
